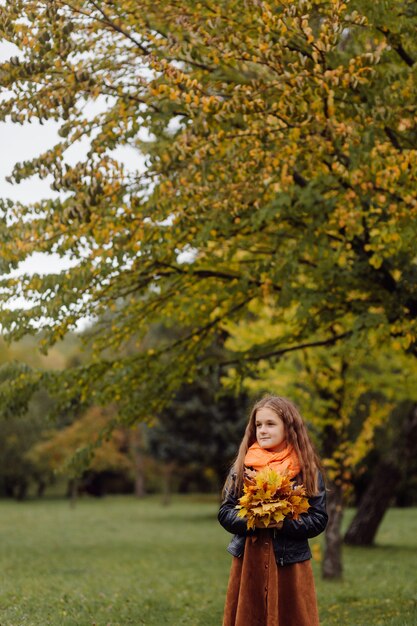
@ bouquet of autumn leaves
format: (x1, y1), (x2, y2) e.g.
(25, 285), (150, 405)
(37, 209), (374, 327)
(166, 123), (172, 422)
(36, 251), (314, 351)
(236, 467), (310, 530)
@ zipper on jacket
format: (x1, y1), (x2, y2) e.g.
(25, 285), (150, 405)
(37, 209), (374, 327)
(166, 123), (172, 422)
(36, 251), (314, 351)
(280, 538), (286, 566)
(273, 528), (285, 566)
(279, 540), (285, 566)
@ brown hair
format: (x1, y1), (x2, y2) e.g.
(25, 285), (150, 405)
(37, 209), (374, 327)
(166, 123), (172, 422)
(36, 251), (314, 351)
(224, 395), (323, 497)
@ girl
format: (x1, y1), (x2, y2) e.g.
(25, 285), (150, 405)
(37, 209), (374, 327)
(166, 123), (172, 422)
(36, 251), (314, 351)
(218, 395), (327, 626)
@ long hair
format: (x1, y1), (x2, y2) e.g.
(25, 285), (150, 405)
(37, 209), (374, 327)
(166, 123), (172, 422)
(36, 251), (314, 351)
(224, 395), (323, 497)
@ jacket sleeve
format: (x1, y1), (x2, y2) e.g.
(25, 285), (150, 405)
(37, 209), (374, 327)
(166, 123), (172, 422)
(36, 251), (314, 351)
(281, 471), (328, 540)
(218, 473), (254, 536)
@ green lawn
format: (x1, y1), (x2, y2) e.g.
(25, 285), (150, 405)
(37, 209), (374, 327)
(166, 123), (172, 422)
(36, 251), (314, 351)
(0, 496), (416, 626)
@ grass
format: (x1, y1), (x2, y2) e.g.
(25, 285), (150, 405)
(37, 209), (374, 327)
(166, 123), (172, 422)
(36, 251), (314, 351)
(0, 496), (416, 626)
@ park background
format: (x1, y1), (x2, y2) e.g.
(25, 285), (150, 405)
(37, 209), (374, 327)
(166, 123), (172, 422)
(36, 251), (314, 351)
(0, 1), (416, 624)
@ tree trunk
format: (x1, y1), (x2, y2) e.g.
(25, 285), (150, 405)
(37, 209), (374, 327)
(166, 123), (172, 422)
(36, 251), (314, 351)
(161, 463), (175, 506)
(130, 425), (145, 498)
(134, 463), (145, 498)
(322, 480), (344, 579)
(69, 478), (78, 508)
(344, 404), (417, 546)
(16, 481), (28, 501)
(37, 480), (46, 498)
(344, 461), (400, 545)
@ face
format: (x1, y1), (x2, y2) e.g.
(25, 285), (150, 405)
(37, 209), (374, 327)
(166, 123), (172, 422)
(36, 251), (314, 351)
(255, 407), (286, 452)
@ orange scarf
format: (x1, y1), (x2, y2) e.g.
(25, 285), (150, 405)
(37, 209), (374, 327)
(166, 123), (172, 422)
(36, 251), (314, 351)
(244, 441), (301, 479)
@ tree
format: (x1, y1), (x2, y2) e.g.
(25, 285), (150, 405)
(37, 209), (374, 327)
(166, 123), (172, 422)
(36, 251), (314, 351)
(0, 400), (53, 499)
(27, 405), (137, 497)
(147, 368), (249, 500)
(0, 334), (81, 498)
(0, 2), (416, 428)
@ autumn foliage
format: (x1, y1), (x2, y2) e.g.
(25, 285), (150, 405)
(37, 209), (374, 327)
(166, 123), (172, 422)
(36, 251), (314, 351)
(27, 405), (133, 474)
(236, 467), (310, 530)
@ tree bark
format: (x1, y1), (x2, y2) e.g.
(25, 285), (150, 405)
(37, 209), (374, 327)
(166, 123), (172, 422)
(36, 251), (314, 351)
(322, 479), (344, 579)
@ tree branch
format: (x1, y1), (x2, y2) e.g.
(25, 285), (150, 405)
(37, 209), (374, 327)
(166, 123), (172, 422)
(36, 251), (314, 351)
(221, 332), (352, 366)
(377, 27), (415, 67)
(384, 126), (403, 152)
(154, 262), (282, 292)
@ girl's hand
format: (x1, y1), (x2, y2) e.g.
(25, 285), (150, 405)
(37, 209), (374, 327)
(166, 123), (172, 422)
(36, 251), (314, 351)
(254, 520), (284, 529)
(268, 520), (284, 530)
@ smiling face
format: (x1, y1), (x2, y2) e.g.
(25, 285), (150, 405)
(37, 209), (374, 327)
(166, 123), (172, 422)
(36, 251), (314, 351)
(255, 406), (286, 452)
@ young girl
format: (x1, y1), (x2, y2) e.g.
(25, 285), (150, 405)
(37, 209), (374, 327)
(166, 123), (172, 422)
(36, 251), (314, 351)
(218, 395), (327, 626)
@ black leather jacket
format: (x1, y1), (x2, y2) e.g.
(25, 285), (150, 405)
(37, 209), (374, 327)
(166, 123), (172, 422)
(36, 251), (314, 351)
(218, 471), (328, 566)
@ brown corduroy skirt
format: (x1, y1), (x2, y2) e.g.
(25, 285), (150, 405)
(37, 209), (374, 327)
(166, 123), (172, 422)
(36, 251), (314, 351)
(222, 530), (320, 626)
